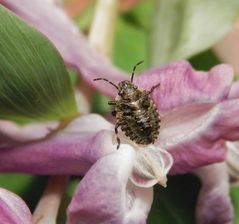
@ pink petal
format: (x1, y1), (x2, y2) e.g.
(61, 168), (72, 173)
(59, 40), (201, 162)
(135, 61), (233, 115)
(0, 0), (128, 97)
(228, 81), (239, 99)
(195, 163), (234, 224)
(0, 90), (87, 147)
(67, 145), (153, 224)
(0, 188), (32, 224)
(0, 114), (115, 175)
(158, 98), (239, 174)
(0, 120), (58, 147)
(0, 113), (172, 188)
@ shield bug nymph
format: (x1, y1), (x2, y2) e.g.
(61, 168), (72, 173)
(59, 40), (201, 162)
(93, 61), (161, 149)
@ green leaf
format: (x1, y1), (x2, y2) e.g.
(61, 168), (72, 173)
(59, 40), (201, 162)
(0, 6), (77, 123)
(74, 5), (95, 32)
(148, 174), (200, 224)
(150, 0), (239, 66)
(190, 49), (220, 70)
(113, 17), (148, 72)
(92, 92), (111, 115)
(231, 186), (239, 224)
(122, 1), (156, 30)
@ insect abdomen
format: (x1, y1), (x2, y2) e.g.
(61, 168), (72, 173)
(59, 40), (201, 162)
(116, 97), (160, 145)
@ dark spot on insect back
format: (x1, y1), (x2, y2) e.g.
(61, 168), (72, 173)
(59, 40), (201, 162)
(141, 127), (152, 137)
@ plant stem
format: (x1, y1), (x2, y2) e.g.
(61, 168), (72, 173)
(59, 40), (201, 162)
(32, 176), (69, 224)
(213, 19), (239, 74)
(89, 0), (119, 57)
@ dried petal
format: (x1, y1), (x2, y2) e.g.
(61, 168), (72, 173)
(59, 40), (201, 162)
(131, 145), (173, 187)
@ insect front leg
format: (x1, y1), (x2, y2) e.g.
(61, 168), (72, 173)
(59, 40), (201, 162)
(108, 100), (117, 116)
(115, 123), (121, 150)
(108, 100), (116, 105)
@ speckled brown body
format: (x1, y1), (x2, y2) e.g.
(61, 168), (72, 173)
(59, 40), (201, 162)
(113, 80), (160, 145)
(94, 60), (160, 149)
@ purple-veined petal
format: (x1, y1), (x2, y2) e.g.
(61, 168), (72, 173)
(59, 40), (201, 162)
(0, 188), (32, 224)
(169, 140), (227, 175)
(158, 103), (217, 149)
(157, 99), (239, 174)
(135, 61), (233, 115)
(0, 114), (116, 175)
(205, 99), (239, 141)
(67, 145), (153, 224)
(194, 163), (234, 224)
(130, 145), (173, 188)
(158, 102), (225, 174)
(0, 0), (128, 97)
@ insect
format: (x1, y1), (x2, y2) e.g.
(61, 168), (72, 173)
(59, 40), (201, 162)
(93, 61), (161, 149)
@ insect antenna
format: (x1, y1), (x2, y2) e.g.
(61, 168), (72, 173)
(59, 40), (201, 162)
(93, 78), (119, 89)
(149, 82), (160, 94)
(131, 60), (144, 83)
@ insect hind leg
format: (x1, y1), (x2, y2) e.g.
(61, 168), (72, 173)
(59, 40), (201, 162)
(116, 136), (120, 150)
(115, 123), (121, 150)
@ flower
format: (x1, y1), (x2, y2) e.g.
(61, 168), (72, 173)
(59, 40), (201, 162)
(67, 145), (154, 224)
(0, 61), (238, 223)
(193, 80), (239, 224)
(2, 1), (239, 223)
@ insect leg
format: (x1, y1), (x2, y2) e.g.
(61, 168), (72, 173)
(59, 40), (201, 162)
(111, 111), (117, 116)
(93, 78), (119, 90)
(149, 82), (160, 94)
(115, 123), (121, 150)
(131, 60), (144, 83)
(108, 100), (116, 105)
